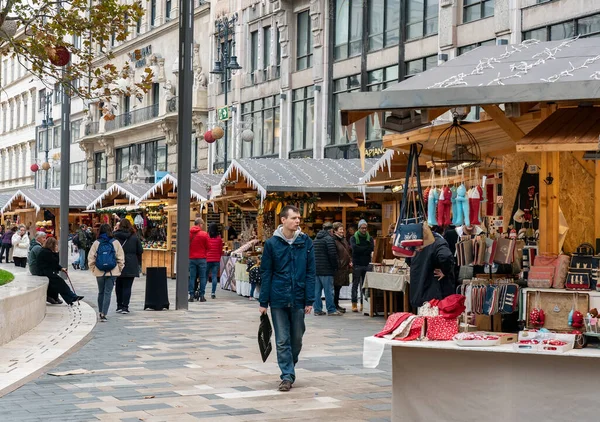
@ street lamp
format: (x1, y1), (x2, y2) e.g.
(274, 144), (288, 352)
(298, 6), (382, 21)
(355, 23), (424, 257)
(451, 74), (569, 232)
(40, 90), (54, 189)
(211, 13), (241, 172)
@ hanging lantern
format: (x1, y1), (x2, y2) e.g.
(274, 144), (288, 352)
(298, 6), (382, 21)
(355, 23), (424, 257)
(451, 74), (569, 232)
(241, 129), (254, 143)
(47, 45), (71, 66)
(431, 117), (482, 169)
(212, 126), (224, 140)
(41, 162), (51, 171)
(204, 130), (215, 144)
(30, 163), (39, 173)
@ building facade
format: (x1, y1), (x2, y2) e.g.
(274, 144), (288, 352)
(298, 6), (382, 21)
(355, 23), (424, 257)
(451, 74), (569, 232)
(1, 0), (599, 186)
(205, 0), (600, 172)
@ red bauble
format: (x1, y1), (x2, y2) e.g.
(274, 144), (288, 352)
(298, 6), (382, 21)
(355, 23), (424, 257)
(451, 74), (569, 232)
(30, 163), (39, 172)
(204, 130), (215, 144)
(48, 46), (71, 66)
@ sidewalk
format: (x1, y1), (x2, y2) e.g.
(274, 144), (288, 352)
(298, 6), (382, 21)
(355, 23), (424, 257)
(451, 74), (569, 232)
(0, 263), (392, 421)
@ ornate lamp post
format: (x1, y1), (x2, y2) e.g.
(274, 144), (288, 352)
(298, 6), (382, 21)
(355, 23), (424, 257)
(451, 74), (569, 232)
(40, 90), (54, 189)
(210, 14), (241, 172)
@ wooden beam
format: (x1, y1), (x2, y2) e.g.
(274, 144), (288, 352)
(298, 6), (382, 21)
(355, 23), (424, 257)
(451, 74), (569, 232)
(596, 161), (600, 245)
(341, 111), (373, 126)
(516, 142), (599, 152)
(550, 151), (560, 254)
(481, 105), (525, 142)
(539, 152), (549, 254)
(571, 152), (596, 178)
(420, 108), (450, 123)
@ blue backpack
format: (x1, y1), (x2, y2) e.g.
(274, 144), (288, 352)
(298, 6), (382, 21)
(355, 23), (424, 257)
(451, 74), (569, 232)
(96, 238), (117, 273)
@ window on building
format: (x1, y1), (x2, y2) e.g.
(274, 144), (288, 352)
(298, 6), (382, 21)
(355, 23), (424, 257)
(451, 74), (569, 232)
(166, 0), (172, 19)
(2, 60), (7, 84)
(406, 0), (439, 40)
(71, 120), (81, 143)
(405, 54), (438, 76)
(94, 152), (107, 187)
(523, 13), (600, 41)
(457, 39), (496, 55)
(151, 0), (157, 26)
(331, 75), (361, 145)
(9, 103), (13, 131)
(366, 65), (398, 141)
(137, 17), (142, 34)
(219, 39), (233, 93)
(53, 125), (61, 148)
(54, 83), (62, 104)
(369, 0), (400, 51)
(335, 0), (363, 60)
(291, 86), (315, 154)
(250, 30), (259, 72)
(70, 161), (86, 185)
(39, 89), (46, 111)
(73, 34), (81, 49)
(152, 83), (160, 105)
(463, 0), (494, 24)
(240, 95), (280, 158)
(16, 101), (20, 128)
(10, 59), (14, 82)
(191, 134), (198, 170)
(23, 99), (27, 126)
(296, 11), (313, 70)
(52, 168), (61, 188)
(115, 139), (167, 182)
(275, 28), (281, 77)
(263, 26), (272, 70)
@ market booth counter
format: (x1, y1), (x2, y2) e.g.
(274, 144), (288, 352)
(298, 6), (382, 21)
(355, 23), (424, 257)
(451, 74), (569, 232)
(339, 37), (600, 421)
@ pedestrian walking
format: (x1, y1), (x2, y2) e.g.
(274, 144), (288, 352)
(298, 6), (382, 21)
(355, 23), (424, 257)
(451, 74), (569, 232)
(88, 224), (125, 322)
(332, 222), (352, 313)
(259, 205), (316, 392)
(0, 226), (16, 263)
(206, 223), (223, 299)
(113, 219), (143, 314)
(11, 225), (30, 268)
(349, 219), (374, 313)
(75, 225), (93, 270)
(37, 237), (83, 305)
(313, 222), (342, 316)
(189, 218), (209, 302)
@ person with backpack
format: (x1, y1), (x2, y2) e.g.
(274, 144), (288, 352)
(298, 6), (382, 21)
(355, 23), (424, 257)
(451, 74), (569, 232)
(113, 219), (143, 314)
(88, 224), (125, 322)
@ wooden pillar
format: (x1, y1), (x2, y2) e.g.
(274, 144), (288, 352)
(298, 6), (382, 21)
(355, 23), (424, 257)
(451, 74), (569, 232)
(539, 152), (560, 255)
(342, 207), (347, 229)
(595, 161), (600, 248)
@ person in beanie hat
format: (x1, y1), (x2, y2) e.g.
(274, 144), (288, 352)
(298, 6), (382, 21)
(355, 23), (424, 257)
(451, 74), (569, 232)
(349, 220), (374, 313)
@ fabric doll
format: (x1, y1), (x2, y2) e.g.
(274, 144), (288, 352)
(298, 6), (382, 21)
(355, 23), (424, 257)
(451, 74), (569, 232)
(427, 188), (439, 227)
(468, 185), (483, 226)
(437, 186), (452, 227)
(451, 186), (459, 226)
(455, 184), (470, 227)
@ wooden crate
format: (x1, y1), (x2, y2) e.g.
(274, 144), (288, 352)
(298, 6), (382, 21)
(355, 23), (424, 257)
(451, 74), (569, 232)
(526, 291), (589, 331)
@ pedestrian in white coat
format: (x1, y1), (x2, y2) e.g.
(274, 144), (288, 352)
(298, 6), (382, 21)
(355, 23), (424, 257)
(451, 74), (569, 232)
(12, 225), (30, 268)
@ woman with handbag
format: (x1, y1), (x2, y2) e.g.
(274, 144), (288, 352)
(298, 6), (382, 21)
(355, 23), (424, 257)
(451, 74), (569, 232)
(332, 222), (352, 313)
(113, 219), (143, 314)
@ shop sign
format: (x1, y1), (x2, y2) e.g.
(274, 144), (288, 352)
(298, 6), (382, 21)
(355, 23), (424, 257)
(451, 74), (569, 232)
(365, 146), (386, 158)
(128, 45), (152, 68)
(210, 184), (223, 199)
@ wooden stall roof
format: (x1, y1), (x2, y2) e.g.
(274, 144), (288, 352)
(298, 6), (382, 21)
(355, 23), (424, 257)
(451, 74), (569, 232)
(0, 192), (17, 212)
(86, 182), (155, 210)
(1, 189), (100, 214)
(136, 173), (222, 203)
(516, 107), (600, 152)
(217, 158), (384, 202)
(339, 38), (600, 124)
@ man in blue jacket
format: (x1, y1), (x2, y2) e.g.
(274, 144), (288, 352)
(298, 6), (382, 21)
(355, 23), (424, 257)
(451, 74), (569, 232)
(260, 205), (316, 392)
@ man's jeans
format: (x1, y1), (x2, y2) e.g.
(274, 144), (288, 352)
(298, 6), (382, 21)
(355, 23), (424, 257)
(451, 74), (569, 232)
(352, 265), (369, 303)
(206, 261), (220, 295)
(78, 249), (86, 269)
(314, 275), (336, 314)
(271, 307), (306, 383)
(189, 258), (207, 296)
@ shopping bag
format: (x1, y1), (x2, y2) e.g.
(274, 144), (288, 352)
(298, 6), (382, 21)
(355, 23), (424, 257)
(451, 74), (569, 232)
(258, 313), (273, 363)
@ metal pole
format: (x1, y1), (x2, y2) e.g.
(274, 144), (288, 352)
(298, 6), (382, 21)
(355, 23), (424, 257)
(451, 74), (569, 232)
(175, 0), (193, 310)
(59, 69), (71, 268)
(44, 94), (50, 189)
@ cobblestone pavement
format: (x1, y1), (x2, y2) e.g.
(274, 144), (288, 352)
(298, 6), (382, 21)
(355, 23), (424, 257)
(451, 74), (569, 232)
(0, 265), (392, 421)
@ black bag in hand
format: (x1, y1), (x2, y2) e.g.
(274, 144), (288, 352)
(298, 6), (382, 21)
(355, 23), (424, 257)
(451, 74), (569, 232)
(258, 313), (273, 362)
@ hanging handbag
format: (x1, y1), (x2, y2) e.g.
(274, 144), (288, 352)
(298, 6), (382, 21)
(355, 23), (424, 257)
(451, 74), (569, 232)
(393, 144), (432, 258)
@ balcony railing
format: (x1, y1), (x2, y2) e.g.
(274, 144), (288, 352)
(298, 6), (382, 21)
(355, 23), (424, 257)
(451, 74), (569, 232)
(85, 121), (100, 136)
(105, 104), (159, 132)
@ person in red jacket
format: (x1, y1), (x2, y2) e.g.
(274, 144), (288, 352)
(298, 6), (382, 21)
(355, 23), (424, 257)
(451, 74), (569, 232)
(189, 218), (209, 302)
(206, 223), (224, 300)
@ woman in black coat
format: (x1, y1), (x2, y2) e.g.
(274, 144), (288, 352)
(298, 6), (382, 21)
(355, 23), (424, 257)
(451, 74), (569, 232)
(37, 237), (83, 305)
(113, 219), (143, 314)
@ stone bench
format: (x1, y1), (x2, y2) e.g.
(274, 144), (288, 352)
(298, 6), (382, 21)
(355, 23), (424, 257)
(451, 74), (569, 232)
(0, 269), (48, 347)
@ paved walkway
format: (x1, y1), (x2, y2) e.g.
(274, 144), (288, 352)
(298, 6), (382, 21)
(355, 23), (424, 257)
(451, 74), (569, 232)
(0, 263), (392, 421)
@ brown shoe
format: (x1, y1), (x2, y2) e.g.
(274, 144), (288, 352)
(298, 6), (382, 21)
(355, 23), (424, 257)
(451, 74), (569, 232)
(278, 380), (292, 392)
(359, 303), (363, 312)
(352, 303), (358, 312)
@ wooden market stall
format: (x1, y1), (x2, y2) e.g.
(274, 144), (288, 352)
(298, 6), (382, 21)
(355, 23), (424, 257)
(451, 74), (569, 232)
(339, 37), (600, 420)
(134, 172), (221, 278)
(0, 189), (100, 239)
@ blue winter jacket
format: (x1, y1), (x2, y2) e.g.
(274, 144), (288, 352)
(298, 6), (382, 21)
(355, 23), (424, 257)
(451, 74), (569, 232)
(259, 228), (316, 309)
